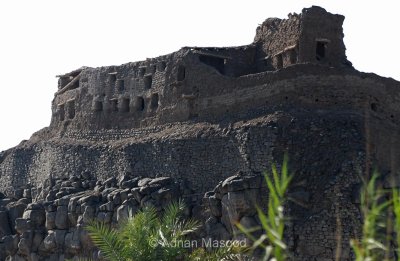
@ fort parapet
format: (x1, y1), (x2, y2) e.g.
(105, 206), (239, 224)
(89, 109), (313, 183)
(2, 6), (400, 261)
(52, 6), (350, 132)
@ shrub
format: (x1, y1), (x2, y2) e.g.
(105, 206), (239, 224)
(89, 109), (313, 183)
(237, 155), (292, 261)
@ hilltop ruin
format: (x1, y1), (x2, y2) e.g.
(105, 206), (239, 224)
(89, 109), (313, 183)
(52, 6), (349, 132)
(1, 6), (400, 261)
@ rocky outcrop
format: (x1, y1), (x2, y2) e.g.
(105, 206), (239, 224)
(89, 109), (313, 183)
(203, 174), (266, 240)
(0, 174), (185, 260)
(202, 170), (364, 261)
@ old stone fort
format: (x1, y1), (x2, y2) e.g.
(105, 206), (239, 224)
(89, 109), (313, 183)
(1, 6), (400, 261)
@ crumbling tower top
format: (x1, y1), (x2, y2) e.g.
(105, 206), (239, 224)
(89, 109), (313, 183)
(253, 6), (350, 69)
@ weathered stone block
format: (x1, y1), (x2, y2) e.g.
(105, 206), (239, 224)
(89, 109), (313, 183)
(149, 177), (173, 187)
(77, 194), (99, 205)
(54, 230), (67, 249)
(55, 206), (68, 229)
(138, 178), (152, 187)
(221, 189), (258, 231)
(45, 212), (56, 230)
(1, 235), (19, 256)
(204, 194), (222, 217)
(64, 229), (81, 255)
(22, 209), (45, 227)
(82, 206), (95, 223)
(131, 187), (142, 203)
(31, 230), (44, 252)
(0, 211), (12, 238)
(97, 211), (112, 223)
(43, 231), (56, 251)
(15, 218), (30, 234)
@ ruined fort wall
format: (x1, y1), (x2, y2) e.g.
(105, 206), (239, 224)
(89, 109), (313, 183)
(2, 67), (400, 195)
(3, 6), (400, 260)
(47, 7), (352, 135)
(181, 63), (400, 124)
(50, 51), (184, 132)
(3, 103), (399, 260)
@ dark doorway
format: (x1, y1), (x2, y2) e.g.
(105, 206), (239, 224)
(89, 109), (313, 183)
(111, 99), (118, 112)
(177, 65), (186, 81)
(117, 79), (125, 91)
(144, 75), (152, 89)
(94, 101), (103, 112)
(150, 93), (159, 110)
(58, 104), (65, 121)
(67, 100), (75, 119)
(199, 55), (225, 74)
(316, 41), (326, 61)
(136, 97), (145, 111)
(121, 98), (130, 112)
(276, 54), (283, 69)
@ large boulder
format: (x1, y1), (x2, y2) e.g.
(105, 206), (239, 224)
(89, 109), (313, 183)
(0, 211), (12, 238)
(55, 206), (68, 229)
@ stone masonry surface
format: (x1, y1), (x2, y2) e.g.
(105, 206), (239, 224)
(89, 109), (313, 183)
(1, 5), (400, 261)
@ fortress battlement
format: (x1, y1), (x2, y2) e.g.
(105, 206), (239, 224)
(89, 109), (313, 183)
(51, 6), (351, 133)
(2, 6), (400, 261)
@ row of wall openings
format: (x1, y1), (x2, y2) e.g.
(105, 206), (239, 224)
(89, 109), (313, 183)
(138, 62), (167, 76)
(93, 94), (158, 113)
(142, 61), (167, 74)
(96, 98), (129, 113)
(110, 98), (130, 113)
(273, 46), (297, 70)
(105, 61), (167, 92)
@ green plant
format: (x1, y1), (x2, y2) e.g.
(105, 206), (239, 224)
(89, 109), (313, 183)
(86, 200), (200, 261)
(350, 173), (390, 261)
(237, 155), (292, 261)
(188, 246), (247, 261)
(392, 189), (400, 261)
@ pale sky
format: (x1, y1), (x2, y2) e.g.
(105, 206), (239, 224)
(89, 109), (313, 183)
(0, 0), (399, 151)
